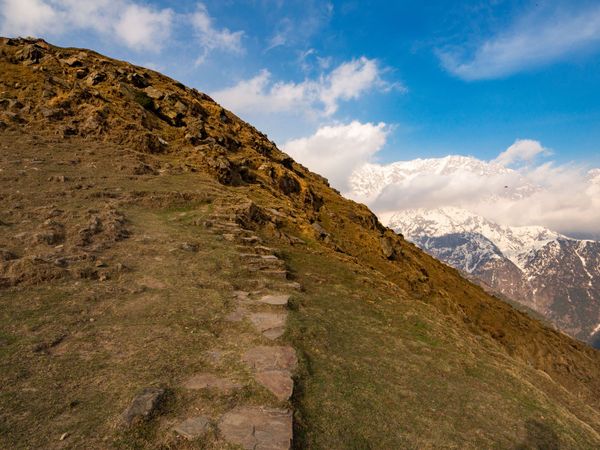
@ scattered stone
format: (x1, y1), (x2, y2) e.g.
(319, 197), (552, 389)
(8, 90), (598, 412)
(249, 313), (287, 340)
(218, 406), (292, 450)
(255, 370), (294, 401)
(75, 68), (88, 79)
(60, 56), (82, 67)
(242, 346), (297, 372)
(182, 373), (242, 392)
(311, 222), (329, 240)
(144, 86), (164, 100)
(258, 294), (290, 306)
(233, 290), (250, 301)
(128, 72), (149, 88)
(121, 387), (165, 427)
(47, 175), (68, 182)
(86, 71), (106, 86)
(282, 282), (302, 291)
(173, 416), (210, 440)
(180, 242), (199, 252)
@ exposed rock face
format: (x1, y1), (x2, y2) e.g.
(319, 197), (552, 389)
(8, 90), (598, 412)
(390, 208), (600, 347)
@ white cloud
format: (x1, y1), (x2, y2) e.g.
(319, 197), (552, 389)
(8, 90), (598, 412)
(191, 3), (243, 65)
(114, 4), (173, 51)
(346, 142), (600, 239)
(212, 57), (394, 117)
(0, 0), (59, 36)
(440, 5), (600, 80)
(493, 139), (550, 167)
(283, 121), (387, 192)
(0, 0), (174, 52)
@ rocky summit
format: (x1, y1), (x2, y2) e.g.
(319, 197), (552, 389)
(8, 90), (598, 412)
(1, 38), (600, 449)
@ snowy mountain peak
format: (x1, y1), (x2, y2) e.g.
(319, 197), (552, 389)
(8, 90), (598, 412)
(387, 207), (563, 269)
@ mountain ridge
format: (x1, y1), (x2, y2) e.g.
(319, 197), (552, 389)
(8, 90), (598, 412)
(389, 207), (600, 347)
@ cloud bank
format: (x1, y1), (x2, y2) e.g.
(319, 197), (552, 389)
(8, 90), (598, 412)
(283, 121), (387, 191)
(211, 57), (395, 117)
(440, 4), (600, 80)
(281, 127), (600, 238)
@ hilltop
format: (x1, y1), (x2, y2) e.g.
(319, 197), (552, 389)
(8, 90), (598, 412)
(1, 37), (600, 449)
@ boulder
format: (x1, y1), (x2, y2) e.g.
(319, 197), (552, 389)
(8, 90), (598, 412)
(380, 236), (396, 260)
(121, 387), (165, 427)
(144, 86), (165, 100)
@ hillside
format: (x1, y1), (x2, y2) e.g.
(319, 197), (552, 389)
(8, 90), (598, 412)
(389, 207), (600, 347)
(1, 37), (600, 449)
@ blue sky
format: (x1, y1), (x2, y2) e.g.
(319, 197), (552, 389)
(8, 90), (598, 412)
(3, 0), (600, 165)
(2, 0), (600, 234)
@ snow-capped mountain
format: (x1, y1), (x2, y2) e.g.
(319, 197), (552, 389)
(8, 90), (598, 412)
(389, 207), (562, 270)
(388, 207), (600, 348)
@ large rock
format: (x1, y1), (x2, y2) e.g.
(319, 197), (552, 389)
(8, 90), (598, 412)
(380, 236), (396, 260)
(218, 406), (292, 449)
(121, 387), (165, 426)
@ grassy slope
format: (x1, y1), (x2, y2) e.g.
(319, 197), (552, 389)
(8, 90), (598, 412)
(285, 248), (600, 448)
(0, 134), (289, 449)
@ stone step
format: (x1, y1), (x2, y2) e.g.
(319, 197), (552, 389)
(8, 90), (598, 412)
(242, 346), (297, 372)
(255, 370), (294, 401)
(238, 235), (262, 245)
(249, 312), (287, 340)
(236, 245), (276, 255)
(182, 373), (242, 393)
(258, 294), (290, 306)
(251, 269), (288, 280)
(173, 416), (210, 440)
(218, 406), (292, 450)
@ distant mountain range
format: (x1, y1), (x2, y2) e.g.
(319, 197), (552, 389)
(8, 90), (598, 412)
(388, 207), (600, 348)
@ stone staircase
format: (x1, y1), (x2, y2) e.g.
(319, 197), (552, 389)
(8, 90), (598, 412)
(173, 199), (298, 449)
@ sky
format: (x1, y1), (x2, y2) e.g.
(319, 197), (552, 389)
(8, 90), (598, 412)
(2, 0), (600, 237)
